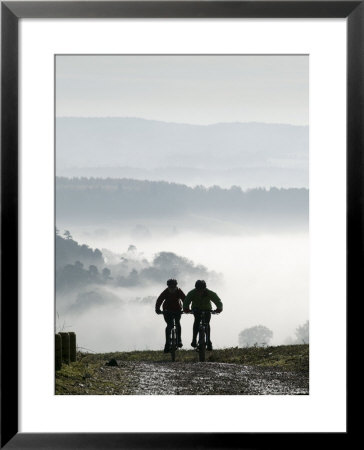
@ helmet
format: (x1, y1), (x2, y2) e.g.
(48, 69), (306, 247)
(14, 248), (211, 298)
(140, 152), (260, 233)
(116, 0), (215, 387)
(167, 279), (178, 287)
(195, 280), (206, 289)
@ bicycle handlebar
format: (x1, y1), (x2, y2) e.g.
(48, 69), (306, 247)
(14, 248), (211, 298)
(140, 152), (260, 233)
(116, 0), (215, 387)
(157, 309), (221, 314)
(185, 309), (221, 314)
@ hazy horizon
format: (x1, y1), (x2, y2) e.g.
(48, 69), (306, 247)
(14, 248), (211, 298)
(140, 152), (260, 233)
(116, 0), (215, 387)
(56, 117), (308, 189)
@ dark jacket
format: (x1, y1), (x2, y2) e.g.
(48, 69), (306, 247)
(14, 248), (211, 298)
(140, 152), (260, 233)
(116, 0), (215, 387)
(156, 288), (186, 312)
(183, 288), (222, 311)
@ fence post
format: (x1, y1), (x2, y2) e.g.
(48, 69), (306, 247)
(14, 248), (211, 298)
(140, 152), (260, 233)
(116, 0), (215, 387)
(59, 332), (70, 364)
(55, 333), (62, 371)
(69, 332), (76, 362)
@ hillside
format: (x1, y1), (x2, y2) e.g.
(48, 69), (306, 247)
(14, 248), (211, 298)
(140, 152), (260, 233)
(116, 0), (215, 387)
(55, 232), (104, 270)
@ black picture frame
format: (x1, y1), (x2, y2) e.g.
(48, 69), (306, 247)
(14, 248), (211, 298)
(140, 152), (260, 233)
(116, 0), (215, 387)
(1, 1), (356, 448)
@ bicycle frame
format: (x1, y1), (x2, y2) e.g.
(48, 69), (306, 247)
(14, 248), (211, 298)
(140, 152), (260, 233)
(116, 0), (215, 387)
(192, 309), (219, 362)
(162, 311), (183, 362)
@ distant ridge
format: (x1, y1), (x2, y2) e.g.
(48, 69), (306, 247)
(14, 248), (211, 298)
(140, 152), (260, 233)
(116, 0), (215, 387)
(56, 117), (308, 188)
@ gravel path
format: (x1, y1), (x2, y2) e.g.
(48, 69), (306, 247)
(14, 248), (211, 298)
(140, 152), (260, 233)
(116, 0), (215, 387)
(97, 361), (308, 395)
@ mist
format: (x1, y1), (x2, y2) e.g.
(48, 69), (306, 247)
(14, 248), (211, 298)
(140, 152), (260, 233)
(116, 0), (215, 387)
(56, 228), (308, 352)
(55, 55), (309, 354)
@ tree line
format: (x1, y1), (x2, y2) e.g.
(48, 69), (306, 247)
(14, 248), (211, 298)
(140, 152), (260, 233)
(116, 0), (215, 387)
(56, 177), (308, 223)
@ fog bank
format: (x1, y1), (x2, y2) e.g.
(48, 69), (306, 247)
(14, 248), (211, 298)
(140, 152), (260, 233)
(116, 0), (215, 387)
(56, 230), (308, 352)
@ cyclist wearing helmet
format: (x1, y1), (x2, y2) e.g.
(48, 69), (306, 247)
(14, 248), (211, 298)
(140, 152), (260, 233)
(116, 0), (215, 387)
(183, 280), (223, 351)
(155, 279), (186, 353)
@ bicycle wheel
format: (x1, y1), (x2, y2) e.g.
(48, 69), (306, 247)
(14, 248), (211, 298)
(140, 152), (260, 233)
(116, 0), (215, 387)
(198, 326), (206, 362)
(171, 328), (176, 362)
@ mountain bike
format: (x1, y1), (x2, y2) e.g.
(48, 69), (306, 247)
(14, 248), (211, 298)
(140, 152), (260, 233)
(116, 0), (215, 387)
(163, 311), (183, 362)
(191, 310), (220, 362)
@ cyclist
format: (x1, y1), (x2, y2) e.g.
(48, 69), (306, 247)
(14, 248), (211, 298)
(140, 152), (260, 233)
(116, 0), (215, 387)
(183, 280), (223, 351)
(155, 279), (186, 353)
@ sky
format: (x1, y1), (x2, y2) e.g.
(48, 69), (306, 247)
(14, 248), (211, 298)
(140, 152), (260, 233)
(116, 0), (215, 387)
(56, 55), (309, 125)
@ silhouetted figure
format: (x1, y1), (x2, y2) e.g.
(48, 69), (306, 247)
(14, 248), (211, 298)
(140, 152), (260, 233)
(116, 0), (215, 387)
(183, 280), (223, 351)
(155, 279), (185, 353)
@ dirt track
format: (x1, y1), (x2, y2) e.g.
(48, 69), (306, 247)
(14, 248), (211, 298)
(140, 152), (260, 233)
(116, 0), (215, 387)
(96, 361), (308, 395)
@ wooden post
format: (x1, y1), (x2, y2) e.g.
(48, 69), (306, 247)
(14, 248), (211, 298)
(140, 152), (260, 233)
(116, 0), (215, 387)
(59, 332), (70, 364)
(55, 333), (62, 371)
(69, 332), (76, 362)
